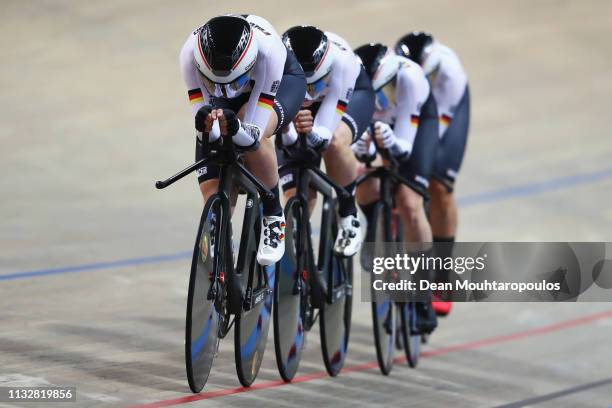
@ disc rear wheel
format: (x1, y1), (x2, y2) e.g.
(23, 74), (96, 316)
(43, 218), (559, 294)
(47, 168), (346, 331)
(273, 198), (305, 381)
(320, 210), (353, 376)
(368, 204), (395, 375)
(235, 204), (273, 386)
(398, 302), (420, 367)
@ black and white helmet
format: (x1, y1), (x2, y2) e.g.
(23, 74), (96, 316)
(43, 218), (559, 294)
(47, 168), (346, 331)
(354, 43), (389, 79)
(283, 25), (332, 84)
(394, 31), (440, 74)
(193, 15), (258, 95)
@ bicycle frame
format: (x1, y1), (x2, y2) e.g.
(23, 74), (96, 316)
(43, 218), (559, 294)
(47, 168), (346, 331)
(156, 136), (274, 316)
(278, 144), (351, 314)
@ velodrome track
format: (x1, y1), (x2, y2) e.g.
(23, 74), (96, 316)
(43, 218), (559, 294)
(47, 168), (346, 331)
(1, 1), (612, 407)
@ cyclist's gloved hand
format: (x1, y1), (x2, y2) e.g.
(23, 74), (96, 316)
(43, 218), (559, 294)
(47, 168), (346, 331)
(221, 109), (240, 136)
(374, 121), (397, 149)
(306, 126), (332, 152)
(352, 130), (377, 162)
(195, 105), (213, 133)
(374, 121), (408, 160)
(195, 105), (222, 143)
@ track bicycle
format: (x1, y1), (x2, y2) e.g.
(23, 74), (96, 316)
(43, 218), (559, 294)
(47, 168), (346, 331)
(357, 153), (424, 374)
(155, 114), (276, 392)
(273, 136), (354, 380)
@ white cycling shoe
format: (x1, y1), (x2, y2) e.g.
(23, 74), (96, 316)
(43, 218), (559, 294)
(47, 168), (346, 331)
(333, 214), (362, 257)
(256, 214), (286, 266)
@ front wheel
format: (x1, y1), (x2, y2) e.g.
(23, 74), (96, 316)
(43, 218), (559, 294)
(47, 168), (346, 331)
(185, 197), (223, 393)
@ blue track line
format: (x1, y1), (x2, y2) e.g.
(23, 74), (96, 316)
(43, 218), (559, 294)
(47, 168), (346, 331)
(2, 167), (612, 282)
(0, 251), (192, 282)
(458, 167), (612, 207)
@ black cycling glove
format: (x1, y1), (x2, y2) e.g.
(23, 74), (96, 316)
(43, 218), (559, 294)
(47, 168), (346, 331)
(195, 105), (213, 133)
(222, 109), (240, 136)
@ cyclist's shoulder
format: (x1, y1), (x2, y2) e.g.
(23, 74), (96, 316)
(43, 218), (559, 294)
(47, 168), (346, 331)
(392, 57), (429, 100)
(325, 31), (350, 51)
(242, 14), (285, 61)
(244, 14), (281, 40)
(179, 28), (198, 67)
(396, 56), (427, 83)
(435, 43), (466, 76)
(436, 43), (458, 60)
(325, 31), (359, 69)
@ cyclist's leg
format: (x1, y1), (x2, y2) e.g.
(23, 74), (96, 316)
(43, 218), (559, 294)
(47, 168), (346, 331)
(429, 86), (470, 239)
(428, 86), (469, 313)
(196, 137), (220, 203)
(325, 67), (376, 256)
(250, 50), (307, 264)
(237, 50), (306, 219)
(395, 91), (439, 334)
(278, 146), (320, 213)
(394, 185), (431, 242)
(241, 117), (282, 213)
(355, 154), (382, 226)
(277, 101), (322, 212)
(395, 91), (438, 243)
(325, 121), (362, 256)
(323, 121), (356, 213)
(275, 52), (316, 213)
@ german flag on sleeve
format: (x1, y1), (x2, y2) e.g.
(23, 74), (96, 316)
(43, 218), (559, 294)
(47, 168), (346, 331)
(410, 115), (420, 127)
(440, 114), (452, 126)
(257, 93), (274, 110)
(335, 100), (348, 116)
(188, 89), (204, 104)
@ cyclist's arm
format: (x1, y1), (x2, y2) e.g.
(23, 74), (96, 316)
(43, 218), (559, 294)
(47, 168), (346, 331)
(433, 47), (468, 136)
(313, 53), (360, 140)
(243, 35), (287, 138)
(179, 33), (210, 115)
(434, 71), (466, 136)
(281, 121), (298, 146)
(180, 33), (220, 139)
(392, 67), (430, 155)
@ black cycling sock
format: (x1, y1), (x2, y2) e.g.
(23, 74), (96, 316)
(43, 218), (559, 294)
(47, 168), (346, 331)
(338, 181), (357, 217)
(433, 236), (455, 299)
(414, 248), (438, 334)
(359, 202), (376, 224)
(262, 183), (283, 217)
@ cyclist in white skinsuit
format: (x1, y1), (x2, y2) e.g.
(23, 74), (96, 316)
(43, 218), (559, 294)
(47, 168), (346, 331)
(279, 26), (375, 257)
(179, 14), (306, 265)
(426, 45), (467, 138)
(354, 43), (439, 333)
(395, 32), (471, 316)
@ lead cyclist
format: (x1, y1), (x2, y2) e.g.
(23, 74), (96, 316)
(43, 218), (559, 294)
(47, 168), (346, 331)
(179, 14), (306, 265)
(395, 32), (471, 316)
(278, 26), (375, 257)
